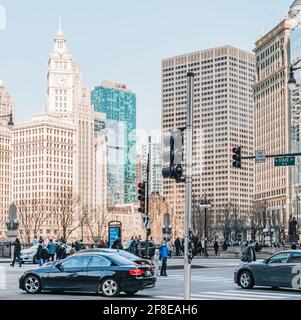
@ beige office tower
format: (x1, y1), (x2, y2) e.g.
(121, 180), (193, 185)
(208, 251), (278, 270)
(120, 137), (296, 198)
(0, 80), (14, 127)
(161, 46), (255, 239)
(0, 81), (13, 240)
(12, 114), (76, 241)
(254, 0), (301, 232)
(0, 126), (12, 240)
(46, 24), (95, 215)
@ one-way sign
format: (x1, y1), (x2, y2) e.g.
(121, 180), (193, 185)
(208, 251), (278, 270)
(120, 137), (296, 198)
(256, 150), (266, 163)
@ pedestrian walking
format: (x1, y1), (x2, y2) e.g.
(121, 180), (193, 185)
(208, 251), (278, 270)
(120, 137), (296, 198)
(40, 244), (49, 265)
(10, 238), (22, 267)
(136, 237), (142, 257)
(174, 237), (181, 256)
(222, 240), (228, 251)
(214, 240), (219, 256)
(159, 241), (170, 277)
(47, 239), (57, 261)
(166, 239), (173, 258)
(112, 238), (123, 250)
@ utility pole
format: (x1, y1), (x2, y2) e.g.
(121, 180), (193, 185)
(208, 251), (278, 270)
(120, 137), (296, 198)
(204, 194), (208, 257)
(184, 72), (194, 300)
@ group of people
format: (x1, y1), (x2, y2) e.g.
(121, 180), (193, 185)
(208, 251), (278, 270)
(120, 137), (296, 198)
(10, 236), (69, 267)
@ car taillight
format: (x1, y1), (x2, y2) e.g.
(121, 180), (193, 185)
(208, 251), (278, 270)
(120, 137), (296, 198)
(129, 269), (145, 276)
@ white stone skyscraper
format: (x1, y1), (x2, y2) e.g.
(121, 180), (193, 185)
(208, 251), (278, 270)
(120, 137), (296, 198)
(161, 46), (255, 239)
(46, 24), (95, 211)
(0, 81), (13, 240)
(254, 0), (301, 232)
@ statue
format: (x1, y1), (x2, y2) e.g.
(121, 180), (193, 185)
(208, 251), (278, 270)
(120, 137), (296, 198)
(289, 216), (298, 236)
(5, 203), (20, 242)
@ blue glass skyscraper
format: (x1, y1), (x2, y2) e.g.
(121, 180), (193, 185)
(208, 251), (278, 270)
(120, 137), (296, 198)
(92, 81), (136, 204)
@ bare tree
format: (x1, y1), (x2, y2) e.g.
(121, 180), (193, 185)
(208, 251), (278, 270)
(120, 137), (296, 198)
(52, 192), (81, 242)
(17, 199), (45, 243)
(214, 205), (232, 241)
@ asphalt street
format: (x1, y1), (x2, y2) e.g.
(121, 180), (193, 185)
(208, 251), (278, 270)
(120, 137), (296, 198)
(1, 262), (301, 300)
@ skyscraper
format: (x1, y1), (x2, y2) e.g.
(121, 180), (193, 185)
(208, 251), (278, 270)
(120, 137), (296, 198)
(12, 114), (76, 241)
(254, 0), (301, 230)
(0, 81), (13, 240)
(46, 23), (95, 211)
(161, 46), (255, 239)
(91, 81), (136, 204)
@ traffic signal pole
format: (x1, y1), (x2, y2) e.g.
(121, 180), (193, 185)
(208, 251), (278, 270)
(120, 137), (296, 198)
(145, 152), (150, 259)
(184, 72), (194, 300)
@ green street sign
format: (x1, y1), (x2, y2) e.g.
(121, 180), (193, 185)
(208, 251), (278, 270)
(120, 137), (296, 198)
(274, 156), (295, 167)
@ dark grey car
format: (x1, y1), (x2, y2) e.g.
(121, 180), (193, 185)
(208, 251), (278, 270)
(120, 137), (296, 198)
(234, 250), (301, 290)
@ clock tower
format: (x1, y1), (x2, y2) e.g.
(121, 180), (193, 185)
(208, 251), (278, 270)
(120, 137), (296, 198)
(46, 21), (77, 116)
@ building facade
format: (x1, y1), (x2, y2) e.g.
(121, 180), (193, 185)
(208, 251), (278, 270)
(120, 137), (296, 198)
(12, 114), (76, 242)
(0, 81), (14, 127)
(91, 81), (136, 205)
(0, 126), (12, 240)
(46, 25), (95, 212)
(254, 0), (301, 233)
(161, 46), (255, 238)
(139, 135), (163, 195)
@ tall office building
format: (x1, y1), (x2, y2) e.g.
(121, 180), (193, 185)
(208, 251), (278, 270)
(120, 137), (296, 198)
(12, 114), (76, 241)
(0, 126), (12, 240)
(161, 46), (255, 238)
(0, 81), (13, 127)
(46, 24), (95, 211)
(91, 81), (136, 204)
(0, 81), (13, 240)
(139, 135), (163, 195)
(254, 0), (301, 229)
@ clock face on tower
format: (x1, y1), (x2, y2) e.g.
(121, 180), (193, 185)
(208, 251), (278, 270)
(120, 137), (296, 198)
(56, 76), (66, 85)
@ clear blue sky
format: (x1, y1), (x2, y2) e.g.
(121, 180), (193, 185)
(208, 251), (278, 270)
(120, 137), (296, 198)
(0, 0), (293, 132)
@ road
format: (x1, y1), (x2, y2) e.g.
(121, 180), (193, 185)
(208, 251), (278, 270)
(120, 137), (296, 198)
(1, 262), (301, 300)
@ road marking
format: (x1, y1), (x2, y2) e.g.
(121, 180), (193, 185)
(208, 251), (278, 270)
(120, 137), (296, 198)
(226, 290), (301, 298)
(190, 293), (265, 300)
(203, 291), (286, 299)
(0, 266), (6, 290)
(151, 295), (183, 300)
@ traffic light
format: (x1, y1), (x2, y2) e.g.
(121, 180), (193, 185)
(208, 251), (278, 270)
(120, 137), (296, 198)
(232, 146), (242, 168)
(162, 129), (183, 182)
(138, 182), (146, 213)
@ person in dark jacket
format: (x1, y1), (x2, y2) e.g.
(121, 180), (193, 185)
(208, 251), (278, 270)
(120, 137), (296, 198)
(174, 237), (181, 256)
(214, 240), (219, 256)
(291, 242), (297, 250)
(112, 238), (123, 250)
(10, 238), (22, 267)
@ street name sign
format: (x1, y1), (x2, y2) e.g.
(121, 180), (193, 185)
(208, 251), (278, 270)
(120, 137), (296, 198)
(274, 156), (295, 167)
(256, 150), (266, 163)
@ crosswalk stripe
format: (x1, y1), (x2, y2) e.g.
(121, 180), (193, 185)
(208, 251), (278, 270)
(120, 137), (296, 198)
(226, 290), (301, 298)
(203, 291), (284, 299)
(152, 295), (183, 300)
(191, 294), (264, 300)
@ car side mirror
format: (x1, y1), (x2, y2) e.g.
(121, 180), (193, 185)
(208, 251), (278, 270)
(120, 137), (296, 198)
(263, 259), (268, 264)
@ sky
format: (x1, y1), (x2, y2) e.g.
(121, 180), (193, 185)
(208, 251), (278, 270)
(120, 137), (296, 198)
(0, 0), (294, 133)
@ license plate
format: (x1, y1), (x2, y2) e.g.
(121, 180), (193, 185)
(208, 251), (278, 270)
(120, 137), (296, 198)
(145, 271), (151, 276)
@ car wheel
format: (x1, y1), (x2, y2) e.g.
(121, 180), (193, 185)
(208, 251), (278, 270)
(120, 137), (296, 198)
(124, 290), (138, 295)
(23, 275), (41, 294)
(238, 270), (254, 289)
(100, 278), (120, 297)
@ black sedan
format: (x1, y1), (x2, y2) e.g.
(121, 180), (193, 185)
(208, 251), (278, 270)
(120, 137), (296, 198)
(80, 248), (153, 266)
(19, 252), (156, 297)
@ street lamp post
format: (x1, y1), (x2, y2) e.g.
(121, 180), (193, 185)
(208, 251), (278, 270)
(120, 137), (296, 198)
(200, 195), (212, 257)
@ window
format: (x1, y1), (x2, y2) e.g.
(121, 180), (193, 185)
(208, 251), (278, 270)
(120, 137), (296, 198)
(61, 256), (91, 268)
(268, 252), (291, 264)
(289, 252), (301, 263)
(88, 256), (111, 267)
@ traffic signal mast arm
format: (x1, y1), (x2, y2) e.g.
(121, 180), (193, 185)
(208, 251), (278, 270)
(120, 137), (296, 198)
(241, 152), (301, 159)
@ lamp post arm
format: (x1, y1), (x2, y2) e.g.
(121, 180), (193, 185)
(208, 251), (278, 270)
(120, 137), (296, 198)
(292, 57), (301, 70)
